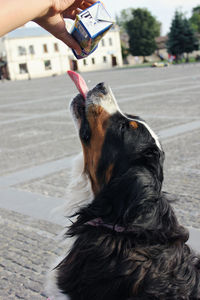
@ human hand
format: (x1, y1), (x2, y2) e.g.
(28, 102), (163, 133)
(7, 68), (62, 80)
(34, 0), (97, 55)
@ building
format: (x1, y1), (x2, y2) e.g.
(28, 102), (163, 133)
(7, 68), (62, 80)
(0, 24), (123, 80)
(155, 36), (169, 60)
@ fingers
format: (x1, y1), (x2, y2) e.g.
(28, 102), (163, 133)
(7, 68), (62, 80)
(85, 0), (98, 3)
(79, 0), (98, 8)
(61, 0), (96, 12)
(69, 0), (98, 11)
(58, 28), (82, 55)
(34, 0), (100, 55)
(62, 0), (97, 19)
(63, 8), (81, 19)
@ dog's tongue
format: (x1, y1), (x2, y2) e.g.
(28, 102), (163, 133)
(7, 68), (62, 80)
(67, 70), (89, 99)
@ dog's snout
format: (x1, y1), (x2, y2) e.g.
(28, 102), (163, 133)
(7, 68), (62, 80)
(96, 82), (108, 95)
(86, 82), (118, 115)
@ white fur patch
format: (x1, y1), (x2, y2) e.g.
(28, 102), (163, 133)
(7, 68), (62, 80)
(45, 152), (93, 299)
(107, 86), (162, 150)
(64, 152), (94, 217)
(45, 265), (70, 300)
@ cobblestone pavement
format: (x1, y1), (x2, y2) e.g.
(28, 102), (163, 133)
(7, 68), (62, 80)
(0, 208), (62, 299)
(0, 64), (200, 298)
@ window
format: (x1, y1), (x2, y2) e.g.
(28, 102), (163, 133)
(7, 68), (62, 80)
(91, 58), (95, 65)
(101, 39), (105, 47)
(103, 56), (107, 63)
(109, 38), (113, 46)
(83, 59), (87, 66)
(54, 43), (59, 52)
(44, 60), (52, 70)
(18, 46), (26, 56)
(29, 45), (35, 55)
(43, 44), (48, 53)
(19, 63), (28, 74)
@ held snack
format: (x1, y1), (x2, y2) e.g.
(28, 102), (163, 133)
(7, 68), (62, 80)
(71, 1), (114, 59)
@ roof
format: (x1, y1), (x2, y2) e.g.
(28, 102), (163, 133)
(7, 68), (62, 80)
(110, 24), (120, 32)
(155, 36), (168, 49)
(5, 22), (119, 40)
(155, 36), (168, 43)
(5, 27), (51, 39)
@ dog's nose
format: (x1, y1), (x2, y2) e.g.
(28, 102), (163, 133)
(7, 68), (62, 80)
(96, 82), (108, 95)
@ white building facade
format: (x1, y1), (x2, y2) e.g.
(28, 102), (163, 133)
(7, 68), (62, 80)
(0, 24), (123, 80)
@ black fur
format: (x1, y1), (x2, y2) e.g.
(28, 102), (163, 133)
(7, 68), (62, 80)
(56, 112), (200, 300)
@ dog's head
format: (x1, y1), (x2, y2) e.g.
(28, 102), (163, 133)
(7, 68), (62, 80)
(71, 82), (164, 188)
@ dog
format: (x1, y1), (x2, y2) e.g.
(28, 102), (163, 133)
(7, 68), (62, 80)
(46, 82), (200, 300)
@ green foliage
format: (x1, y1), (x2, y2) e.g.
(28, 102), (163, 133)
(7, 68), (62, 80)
(183, 18), (199, 55)
(167, 11), (185, 57)
(117, 8), (161, 59)
(116, 8), (133, 30)
(190, 6), (200, 33)
(193, 6), (200, 14)
(167, 11), (199, 61)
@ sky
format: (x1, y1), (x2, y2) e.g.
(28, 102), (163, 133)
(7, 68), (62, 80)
(104, 0), (200, 35)
(26, 0), (200, 36)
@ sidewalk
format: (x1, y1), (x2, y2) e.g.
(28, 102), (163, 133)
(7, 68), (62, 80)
(0, 207), (62, 300)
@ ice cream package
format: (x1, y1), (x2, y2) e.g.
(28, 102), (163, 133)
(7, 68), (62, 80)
(71, 1), (114, 59)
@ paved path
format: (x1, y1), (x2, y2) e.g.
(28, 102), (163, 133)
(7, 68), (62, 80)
(0, 64), (200, 298)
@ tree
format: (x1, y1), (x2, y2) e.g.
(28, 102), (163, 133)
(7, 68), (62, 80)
(190, 6), (200, 33)
(183, 18), (199, 62)
(167, 11), (199, 62)
(167, 11), (185, 62)
(116, 9), (133, 62)
(116, 9), (133, 30)
(121, 44), (129, 62)
(117, 8), (161, 62)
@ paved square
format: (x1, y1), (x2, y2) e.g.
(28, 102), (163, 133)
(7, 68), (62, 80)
(0, 64), (200, 299)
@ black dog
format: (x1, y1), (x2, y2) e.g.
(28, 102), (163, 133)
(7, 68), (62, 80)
(46, 82), (200, 300)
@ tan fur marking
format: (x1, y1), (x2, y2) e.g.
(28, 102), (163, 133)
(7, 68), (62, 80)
(130, 121), (138, 129)
(81, 105), (110, 194)
(105, 164), (114, 183)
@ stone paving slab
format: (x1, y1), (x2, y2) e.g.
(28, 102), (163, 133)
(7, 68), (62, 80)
(0, 207), (62, 300)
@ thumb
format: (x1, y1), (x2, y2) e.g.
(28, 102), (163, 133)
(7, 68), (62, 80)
(35, 14), (81, 55)
(56, 26), (82, 55)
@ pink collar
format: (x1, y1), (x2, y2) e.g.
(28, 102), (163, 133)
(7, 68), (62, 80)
(86, 218), (127, 232)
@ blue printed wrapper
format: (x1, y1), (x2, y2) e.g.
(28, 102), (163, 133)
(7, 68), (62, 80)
(71, 1), (113, 59)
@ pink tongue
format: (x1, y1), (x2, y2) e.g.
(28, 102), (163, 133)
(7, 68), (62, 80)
(67, 70), (89, 99)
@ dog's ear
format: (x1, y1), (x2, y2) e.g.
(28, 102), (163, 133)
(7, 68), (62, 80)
(91, 166), (161, 226)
